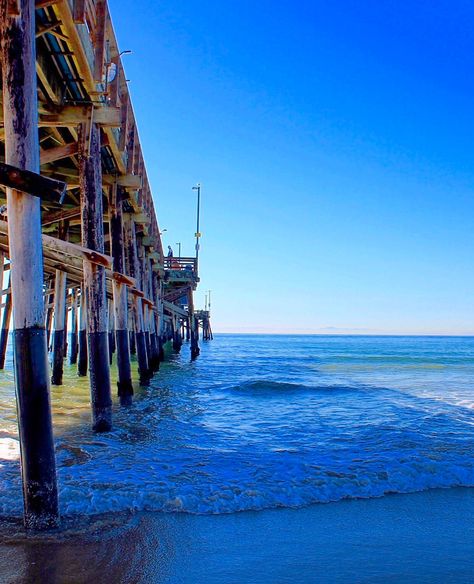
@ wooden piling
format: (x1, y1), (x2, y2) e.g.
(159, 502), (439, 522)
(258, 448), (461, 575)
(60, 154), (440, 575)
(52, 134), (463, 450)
(0, 0), (59, 528)
(69, 288), (78, 365)
(187, 291), (200, 359)
(124, 214), (150, 384)
(108, 298), (115, 364)
(51, 270), (67, 385)
(79, 123), (112, 432)
(0, 275), (12, 370)
(77, 287), (88, 376)
(108, 184), (133, 404)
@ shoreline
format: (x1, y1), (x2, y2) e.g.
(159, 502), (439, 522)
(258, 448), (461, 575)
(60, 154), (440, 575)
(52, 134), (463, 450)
(2, 487), (474, 583)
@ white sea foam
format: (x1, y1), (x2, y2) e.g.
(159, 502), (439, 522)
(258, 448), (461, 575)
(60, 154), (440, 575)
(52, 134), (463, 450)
(1, 335), (474, 519)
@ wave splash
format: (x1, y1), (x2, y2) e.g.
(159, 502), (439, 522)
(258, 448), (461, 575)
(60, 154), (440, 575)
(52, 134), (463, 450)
(2, 335), (474, 520)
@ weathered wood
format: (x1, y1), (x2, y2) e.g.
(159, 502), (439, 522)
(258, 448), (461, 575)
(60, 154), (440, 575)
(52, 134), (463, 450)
(40, 142), (78, 165)
(42, 207), (81, 227)
(35, 0), (61, 8)
(149, 269), (161, 369)
(0, 274), (12, 369)
(187, 289), (199, 359)
(51, 270), (66, 385)
(109, 183), (133, 403)
(77, 286), (87, 376)
(38, 105), (121, 127)
(72, 0), (85, 23)
(93, 0), (106, 83)
(42, 232), (112, 268)
(0, 219), (108, 269)
(0, 162), (67, 203)
(69, 288), (78, 364)
(79, 122), (112, 431)
(124, 214), (150, 384)
(108, 297), (115, 364)
(0, 0), (59, 529)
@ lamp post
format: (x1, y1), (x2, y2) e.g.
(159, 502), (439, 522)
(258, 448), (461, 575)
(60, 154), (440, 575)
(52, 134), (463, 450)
(192, 184), (201, 268)
(175, 242), (181, 259)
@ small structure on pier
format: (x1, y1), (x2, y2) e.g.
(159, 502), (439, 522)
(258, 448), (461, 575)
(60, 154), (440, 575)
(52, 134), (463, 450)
(0, 0), (211, 529)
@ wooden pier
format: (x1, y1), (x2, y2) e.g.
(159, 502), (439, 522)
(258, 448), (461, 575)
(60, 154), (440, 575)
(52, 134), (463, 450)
(0, 0), (211, 529)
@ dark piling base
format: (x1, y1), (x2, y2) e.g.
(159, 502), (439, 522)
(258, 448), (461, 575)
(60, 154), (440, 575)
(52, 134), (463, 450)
(115, 329), (134, 405)
(135, 331), (151, 386)
(149, 332), (160, 371)
(14, 327), (59, 529)
(69, 331), (78, 365)
(173, 331), (182, 353)
(145, 331), (152, 369)
(88, 331), (112, 432)
(108, 331), (115, 365)
(51, 329), (65, 386)
(158, 336), (165, 362)
(129, 331), (136, 355)
(77, 329), (88, 376)
(0, 292), (12, 369)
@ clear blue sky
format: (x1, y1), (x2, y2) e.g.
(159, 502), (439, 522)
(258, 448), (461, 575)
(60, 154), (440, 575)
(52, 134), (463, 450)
(111, 1), (474, 334)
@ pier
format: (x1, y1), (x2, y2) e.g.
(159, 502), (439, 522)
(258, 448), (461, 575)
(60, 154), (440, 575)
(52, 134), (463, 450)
(0, 0), (211, 530)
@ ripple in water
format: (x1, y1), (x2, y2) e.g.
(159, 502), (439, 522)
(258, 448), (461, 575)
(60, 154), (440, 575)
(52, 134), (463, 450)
(1, 335), (474, 518)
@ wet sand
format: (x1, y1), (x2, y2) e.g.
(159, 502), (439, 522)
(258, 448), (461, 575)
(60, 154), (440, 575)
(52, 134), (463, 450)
(2, 487), (474, 583)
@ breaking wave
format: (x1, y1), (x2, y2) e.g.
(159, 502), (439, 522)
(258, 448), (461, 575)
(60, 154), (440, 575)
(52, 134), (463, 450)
(1, 334), (474, 519)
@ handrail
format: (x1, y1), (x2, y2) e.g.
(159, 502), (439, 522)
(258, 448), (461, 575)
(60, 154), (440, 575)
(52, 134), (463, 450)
(164, 257), (197, 271)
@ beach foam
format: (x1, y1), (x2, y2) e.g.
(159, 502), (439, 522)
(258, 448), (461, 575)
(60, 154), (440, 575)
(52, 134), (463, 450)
(1, 335), (474, 519)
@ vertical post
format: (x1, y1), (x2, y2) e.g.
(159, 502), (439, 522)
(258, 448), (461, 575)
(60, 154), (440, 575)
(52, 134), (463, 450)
(107, 298), (115, 364)
(188, 290), (200, 359)
(0, 274), (12, 369)
(172, 314), (182, 352)
(45, 276), (54, 350)
(124, 214), (150, 384)
(79, 123), (112, 432)
(69, 288), (78, 365)
(132, 294), (150, 385)
(149, 267), (160, 370)
(0, 0), (59, 528)
(136, 233), (152, 369)
(51, 270), (67, 385)
(108, 184), (133, 404)
(77, 287), (88, 376)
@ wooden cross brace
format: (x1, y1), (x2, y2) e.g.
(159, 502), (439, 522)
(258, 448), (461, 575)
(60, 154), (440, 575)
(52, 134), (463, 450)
(0, 162), (67, 204)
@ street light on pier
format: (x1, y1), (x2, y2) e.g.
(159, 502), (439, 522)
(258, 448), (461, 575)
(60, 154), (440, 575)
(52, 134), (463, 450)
(175, 242), (181, 259)
(192, 184), (201, 268)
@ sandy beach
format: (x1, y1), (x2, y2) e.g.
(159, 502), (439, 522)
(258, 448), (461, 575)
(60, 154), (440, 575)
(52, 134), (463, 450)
(2, 487), (474, 583)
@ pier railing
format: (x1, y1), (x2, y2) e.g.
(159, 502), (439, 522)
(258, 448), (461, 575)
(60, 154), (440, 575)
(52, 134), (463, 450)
(164, 257), (197, 272)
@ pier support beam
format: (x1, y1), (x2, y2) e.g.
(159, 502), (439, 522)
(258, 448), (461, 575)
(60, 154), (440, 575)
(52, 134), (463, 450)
(0, 278), (12, 370)
(0, 0), (59, 528)
(77, 287), (88, 376)
(69, 288), (78, 365)
(124, 214), (150, 384)
(187, 290), (200, 359)
(108, 298), (115, 364)
(51, 270), (67, 385)
(108, 184), (133, 404)
(133, 295), (150, 385)
(79, 123), (112, 432)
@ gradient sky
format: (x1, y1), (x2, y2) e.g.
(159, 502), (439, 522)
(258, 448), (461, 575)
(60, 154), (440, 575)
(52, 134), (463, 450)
(110, 1), (474, 334)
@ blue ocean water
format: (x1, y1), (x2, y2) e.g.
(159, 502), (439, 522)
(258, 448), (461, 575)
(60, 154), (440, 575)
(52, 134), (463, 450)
(1, 334), (474, 518)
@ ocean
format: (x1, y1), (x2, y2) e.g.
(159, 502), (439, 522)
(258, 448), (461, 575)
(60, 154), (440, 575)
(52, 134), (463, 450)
(1, 334), (474, 518)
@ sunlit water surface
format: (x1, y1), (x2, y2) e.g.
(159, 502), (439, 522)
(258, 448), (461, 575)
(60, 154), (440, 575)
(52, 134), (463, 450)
(1, 334), (474, 518)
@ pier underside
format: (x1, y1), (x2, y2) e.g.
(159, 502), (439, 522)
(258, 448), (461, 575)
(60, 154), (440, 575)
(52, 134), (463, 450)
(0, 0), (210, 528)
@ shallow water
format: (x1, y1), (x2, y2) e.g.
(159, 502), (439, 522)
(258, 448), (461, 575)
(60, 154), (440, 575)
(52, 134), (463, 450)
(1, 335), (474, 519)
